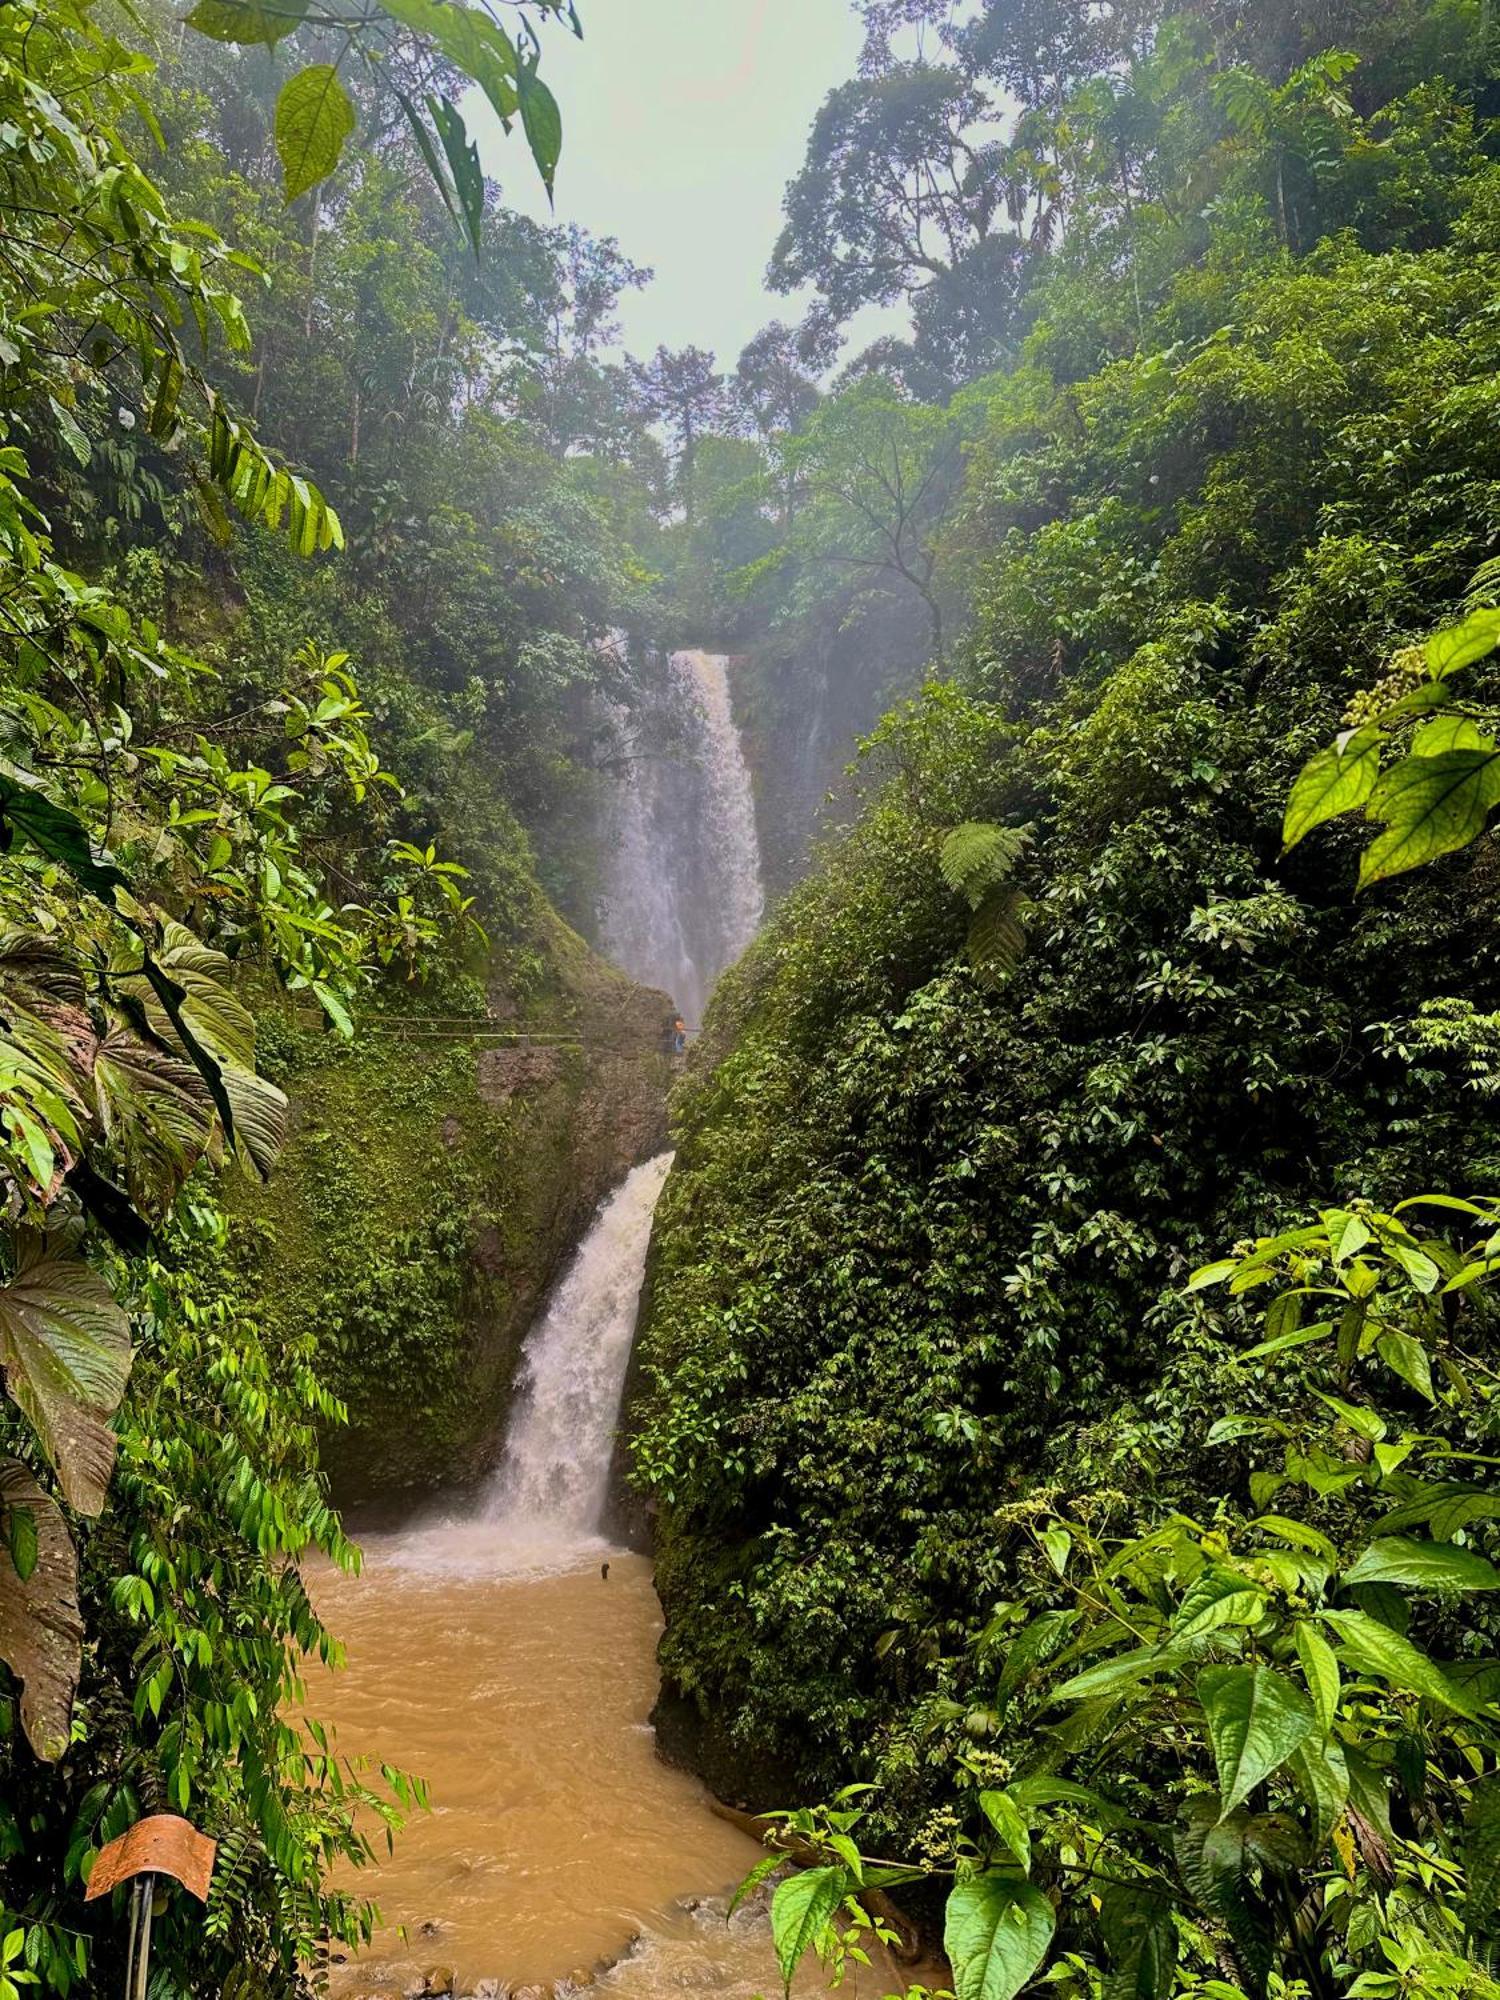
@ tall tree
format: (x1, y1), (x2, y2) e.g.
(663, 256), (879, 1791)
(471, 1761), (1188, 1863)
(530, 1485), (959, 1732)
(785, 376), (959, 662)
(530, 225), (653, 455)
(768, 63), (1032, 381)
(735, 323), (823, 525)
(630, 344), (730, 523)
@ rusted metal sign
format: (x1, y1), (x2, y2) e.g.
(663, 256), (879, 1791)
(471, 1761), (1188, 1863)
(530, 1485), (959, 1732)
(84, 1814), (217, 1904)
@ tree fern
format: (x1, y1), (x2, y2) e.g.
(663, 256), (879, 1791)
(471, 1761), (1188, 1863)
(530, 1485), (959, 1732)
(940, 822), (1033, 911)
(940, 823), (1034, 989)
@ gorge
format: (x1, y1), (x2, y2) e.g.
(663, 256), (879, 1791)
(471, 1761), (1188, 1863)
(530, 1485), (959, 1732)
(309, 656), (791, 1998)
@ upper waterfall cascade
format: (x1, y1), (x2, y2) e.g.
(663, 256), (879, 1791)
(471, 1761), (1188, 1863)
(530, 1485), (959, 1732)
(599, 648), (764, 1026)
(482, 1151), (674, 1550)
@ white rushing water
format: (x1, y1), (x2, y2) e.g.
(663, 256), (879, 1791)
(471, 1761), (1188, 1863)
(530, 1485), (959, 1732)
(480, 1151), (674, 1555)
(600, 649), (764, 1027)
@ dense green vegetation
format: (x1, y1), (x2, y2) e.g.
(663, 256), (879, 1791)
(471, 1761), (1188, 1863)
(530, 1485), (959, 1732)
(630, 7), (1500, 2000)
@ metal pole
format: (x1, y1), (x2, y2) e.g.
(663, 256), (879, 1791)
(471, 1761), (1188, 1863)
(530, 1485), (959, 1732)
(131, 1875), (154, 2000)
(123, 1880), (140, 2000)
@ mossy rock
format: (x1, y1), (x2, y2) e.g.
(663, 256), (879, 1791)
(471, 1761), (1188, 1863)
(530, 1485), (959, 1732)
(232, 912), (675, 1511)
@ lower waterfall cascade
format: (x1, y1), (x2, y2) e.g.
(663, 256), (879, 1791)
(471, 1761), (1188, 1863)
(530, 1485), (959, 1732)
(482, 1152), (673, 1550)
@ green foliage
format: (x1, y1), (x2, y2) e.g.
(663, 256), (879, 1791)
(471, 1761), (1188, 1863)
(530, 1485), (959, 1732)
(940, 824), (1033, 989)
(274, 66), (358, 206)
(0, 3), (559, 1985)
(744, 1199), (1500, 2000)
(182, 0), (573, 213)
(943, 1874), (1054, 2000)
(1285, 604), (1500, 884)
(782, 379), (960, 662)
(639, 24), (1500, 2000)
(0, 1217), (423, 1995)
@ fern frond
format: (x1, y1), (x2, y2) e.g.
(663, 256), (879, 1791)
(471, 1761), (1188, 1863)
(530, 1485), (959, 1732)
(205, 1822), (262, 1940)
(940, 822), (1033, 911)
(1468, 553), (1500, 605)
(968, 885), (1028, 991)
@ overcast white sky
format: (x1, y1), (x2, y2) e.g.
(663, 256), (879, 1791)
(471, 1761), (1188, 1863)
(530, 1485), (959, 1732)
(470, 0), (906, 368)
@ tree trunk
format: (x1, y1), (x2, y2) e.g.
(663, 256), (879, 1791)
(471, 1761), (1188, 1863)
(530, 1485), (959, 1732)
(922, 586), (944, 666)
(303, 198), (321, 341)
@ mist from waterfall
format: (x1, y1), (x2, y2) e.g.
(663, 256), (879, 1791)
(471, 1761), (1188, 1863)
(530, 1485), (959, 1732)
(599, 648), (764, 1027)
(481, 1152), (673, 1553)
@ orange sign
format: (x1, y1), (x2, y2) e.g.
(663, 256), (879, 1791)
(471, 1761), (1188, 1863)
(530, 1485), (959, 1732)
(84, 1815), (217, 1904)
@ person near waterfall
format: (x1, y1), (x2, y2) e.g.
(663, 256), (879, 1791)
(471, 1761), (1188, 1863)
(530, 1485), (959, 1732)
(672, 1014), (687, 1054)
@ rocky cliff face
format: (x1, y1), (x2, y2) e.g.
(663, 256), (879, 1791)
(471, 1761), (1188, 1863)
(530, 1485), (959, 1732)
(735, 585), (932, 900)
(232, 912), (676, 1514)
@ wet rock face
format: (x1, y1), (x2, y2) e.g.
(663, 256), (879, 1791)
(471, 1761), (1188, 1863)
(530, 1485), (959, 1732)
(477, 1045), (566, 1103)
(648, 1679), (802, 1816)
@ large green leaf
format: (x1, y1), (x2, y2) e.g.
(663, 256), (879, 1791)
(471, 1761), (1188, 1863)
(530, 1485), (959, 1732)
(941, 823), (1032, 909)
(769, 1865), (846, 1995)
(121, 921), (268, 1166)
(979, 1790), (1031, 1874)
(944, 1873), (1055, 2000)
(1098, 1881), (1175, 2000)
(92, 1023), (211, 1220)
(220, 1063), (289, 1182)
(275, 65), (357, 204)
(0, 1459), (82, 1761)
(428, 95), (486, 254)
(1051, 1643), (1189, 1703)
(1320, 1609), (1486, 1718)
(1379, 1479), (1500, 1540)
(1282, 728), (1380, 851)
(1293, 1619), (1340, 1735)
(376, 0), (519, 123)
(1358, 745), (1500, 887)
(1411, 714), (1486, 755)
(1197, 1663), (1313, 1818)
(1374, 1328), (1434, 1401)
(517, 59), (562, 192)
(0, 948), (92, 1201)
(1172, 1566), (1268, 1641)
(150, 922), (256, 1069)
(185, 0), (308, 44)
(1173, 1800), (1274, 1996)
(969, 886), (1028, 989)
(1288, 1736), (1349, 1849)
(1343, 1536), (1500, 1593)
(0, 1234), (131, 1514)
(1006, 1775), (1129, 1829)
(1425, 607), (1500, 679)
(0, 777), (125, 900)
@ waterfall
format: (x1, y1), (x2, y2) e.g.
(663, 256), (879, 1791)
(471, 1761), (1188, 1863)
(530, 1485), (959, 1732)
(599, 649), (764, 1026)
(482, 1152), (673, 1551)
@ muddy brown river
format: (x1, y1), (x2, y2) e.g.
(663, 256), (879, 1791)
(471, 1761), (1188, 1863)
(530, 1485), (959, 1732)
(310, 1534), (771, 1996)
(305, 1159), (922, 2000)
